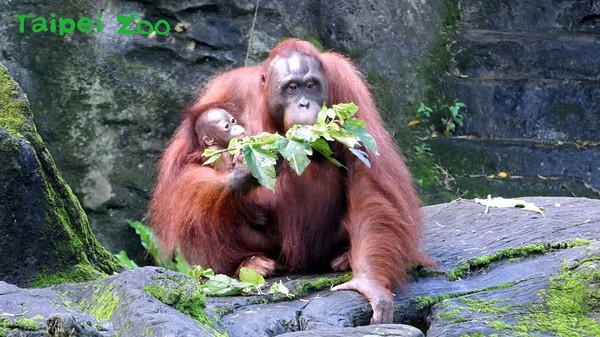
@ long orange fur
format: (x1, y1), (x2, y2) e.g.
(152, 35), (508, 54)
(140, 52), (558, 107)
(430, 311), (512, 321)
(149, 39), (429, 289)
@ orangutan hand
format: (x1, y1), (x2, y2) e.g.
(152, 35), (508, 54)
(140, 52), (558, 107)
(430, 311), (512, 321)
(332, 276), (394, 324)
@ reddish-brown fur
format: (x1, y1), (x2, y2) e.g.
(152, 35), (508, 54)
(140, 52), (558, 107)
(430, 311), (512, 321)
(149, 39), (429, 320)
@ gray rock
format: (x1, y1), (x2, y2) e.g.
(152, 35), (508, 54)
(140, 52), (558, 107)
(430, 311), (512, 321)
(427, 137), (600, 199)
(453, 29), (600, 82)
(47, 314), (105, 337)
(437, 0), (600, 198)
(417, 197), (600, 336)
(0, 281), (105, 337)
(459, 0), (600, 32)
(447, 77), (600, 141)
(1, 197), (599, 336)
(0, 64), (119, 287)
(278, 324), (424, 337)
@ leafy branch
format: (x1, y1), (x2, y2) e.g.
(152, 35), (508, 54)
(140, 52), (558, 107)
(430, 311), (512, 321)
(202, 103), (379, 191)
(116, 221), (293, 298)
(409, 101), (466, 137)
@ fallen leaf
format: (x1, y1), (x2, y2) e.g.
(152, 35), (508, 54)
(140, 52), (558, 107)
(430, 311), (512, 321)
(497, 171), (508, 178)
(474, 195), (545, 216)
(408, 119), (421, 126)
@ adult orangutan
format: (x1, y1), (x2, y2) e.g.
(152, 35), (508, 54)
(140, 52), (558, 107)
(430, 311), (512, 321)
(149, 39), (429, 324)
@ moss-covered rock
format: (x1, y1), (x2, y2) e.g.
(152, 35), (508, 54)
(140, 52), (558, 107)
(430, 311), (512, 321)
(0, 63), (120, 287)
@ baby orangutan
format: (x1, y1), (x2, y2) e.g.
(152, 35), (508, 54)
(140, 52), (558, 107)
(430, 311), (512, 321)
(184, 102), (278, 276)
(195, 105), (246, 172)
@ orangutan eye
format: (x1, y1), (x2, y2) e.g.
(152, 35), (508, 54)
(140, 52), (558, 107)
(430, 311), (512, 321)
(307, 81), (316, 89)
(224, 123), (230, 131)
(230, 117), (236, 124)
(288, 83), (298, 91)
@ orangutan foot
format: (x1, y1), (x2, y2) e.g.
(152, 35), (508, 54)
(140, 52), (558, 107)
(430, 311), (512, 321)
(237, 255), (277, 277)
(330, 252), (351, 272)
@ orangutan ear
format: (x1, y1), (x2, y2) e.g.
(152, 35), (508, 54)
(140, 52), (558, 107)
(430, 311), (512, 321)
(203, 136), (215, 146)
(260, 73), (266, 86)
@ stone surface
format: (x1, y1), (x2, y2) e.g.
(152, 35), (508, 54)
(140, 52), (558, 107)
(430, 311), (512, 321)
(435, 0), (600, 199)
(427, 137), (600, 199)
(278, 324), (424, 337)
(0, 64), (119, 287)
(1, 197), (599, 336)
(1, 0), (600, 262)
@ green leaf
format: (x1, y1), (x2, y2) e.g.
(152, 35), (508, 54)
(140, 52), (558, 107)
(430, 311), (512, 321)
(202, 148), (220, 157)
(325, 156), (345, 168)
(344, 118), (379, 155)
(327, 107), (337, 120)
(312, 124), (335, 142)
(343, 117), (365, 128)
(269, 280), (295, 298)
(329, 129), (359, 149)
(174, 254), (192, 275)
(243, 144), (278, 191)
(310, 139), (345, 168)
(128, 220), (160, 260)
(286, 125), (316, 142)
(228, 137), (238, 148)
(349, 148), (372, 168)
(202, 274), (256, 296)
(115, 250), (138, 269)
(229, 279), (255, 290)
(279, 139), (312, 175)
(455, 114), (465, 126)
(203, 274), (232, 294)
(239, 267), (266, 286)
(191, 266), (215, 280)
(417, 102), (433, 117)
(252, 132), (283, 146)
(310, 138), (333, 157)
(334, 103), (358, 120)
(448, 102), (466, 118)
(317, 105), (328, 125)
(202, 153), (221, 166)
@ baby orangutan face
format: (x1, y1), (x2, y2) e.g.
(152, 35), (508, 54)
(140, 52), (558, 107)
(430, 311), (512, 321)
(195, 108), (246, 148)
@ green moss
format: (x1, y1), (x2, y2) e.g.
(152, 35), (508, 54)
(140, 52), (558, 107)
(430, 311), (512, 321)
(1, 61), (119, 286)
(408, 149), (457, 204)
(30, 263), (104, 288)
(248, 297), (270, 305)
(414, 281), (518, 311)
(213, 305), (235, 316)
(304, 33), (324, 52)
(296, 272), (352, 297)
(439, 308), (469, 324)
(460, 298), (512, 314)
(79, 283), (120, 320)
(145, 277), (210, 325)
(0, 317), (44, 336)
(40, 150), (120, 272)
(115, 321), (133, 337)
(0, 64), (31, 138)
(415, 267), (444, 278)
(485, 256), (600, 336)
(392, 0), (465, 204)
(419, 0), (461, 104)
(448, 240), (593, 281)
